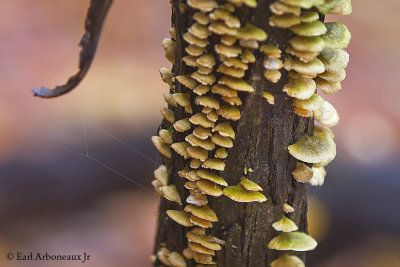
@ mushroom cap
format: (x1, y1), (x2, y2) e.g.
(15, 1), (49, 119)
(292, 162), (313, 183)
(197, 169), (228, 186)
(269, 14), (301, 28)
(209, 8), (240, 28)
(215, 148), (228, 159)
(239, 39), (259, 49)
(193, 84), (211, 95)
(195, 95), (220, 109)
(187, 170), (202, 181)
(299, 11), (319, 23)
(240, 176), (263, 191)
(262, 91), (275, 104)
(173, 93), (191, 107)
(189, 23), (211, 39)
(198, 66), (213, 75)
(264, 70), (282, 84)
(288, 133), (336, 164)
(202, 158), (226, 171)
(317, 0), (352, 15)
(160, 185), (182, 205)
(268, 232), (318, 251)
(159, 67), (174, 87)
(220, 105), (241, 121)
(321, 22), (351, 50)
(187, 146), (209, 161)
(186, 232), (222, 251)
(260, 44), (282, 59)
(196, 179), (223, 196)
(162, 38), (177, 64)
(242, 48), (256, 63)
(190, 213), (212, 227)
(293, 107), (313, 118)
(154, 165), (168, 186)
(316, 77), (342, 94)
(168, 252), (187, 267)
(188, 241), (215, 255)
(211, 84), (238, 97)
(284, 203), (295, 213)
(193, 11), (210, 25)
(183, 55), (198, 67)
(183, 32), (209, 47)
(157, 247), (172, 266)
(186, 134), (215, 151)
(290, 21), (327, 37)
(293, 93), (324, 111)
(309, 166), (327, 186)
(166, 210), (194, 227)
(221, 96), (243, 106)
(190, 113), (216, 128)
(176, 75), (198, 89)
(184, 204), (218, 222)
(318, 69), (346, 83)
(314, 100), (340, 127)
(280, 0), (324, 9)
(215, 43), (242, 57)
(221, 34), (238, 46)
(187, 0), (218, 12)
(196, 53), (216, 68)
(193, 126), (212, 140)
(159, 129), (173, 145)
(283, 72), (316, 100)
(152, 136), (172, 158)
(272, 216), (299, 232)
(319, 49), (349, 72)
(236, 23), (268, 41)
(191, 72), (216, 85)
(211, 133), (234, 148)
(263, 57), (284, 70)
(218, 76), (255, 92)
(270, 1), (301, 16)
(223, 184), (267, 202)
(209, 21), (238, 36)
(164, 93), (178, 107)
(161, 107), (175, 123)
(213, 121), (236, 139)
(286, 47), (320, 63)
(289, 36), (325, 52)
(271, 254), (305, 267)
(217, 64), (245, 78)
(221, 57), (249, 70)
(171, 142), (190, 159)
(174, 118), (191, 132)
(190, 159), (203, 169)
(284, 57), (325, 78)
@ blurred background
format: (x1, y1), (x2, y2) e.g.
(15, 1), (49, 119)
(0, 0), (399, 266)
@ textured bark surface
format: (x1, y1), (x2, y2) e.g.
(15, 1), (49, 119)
(153, 1), (313, 266)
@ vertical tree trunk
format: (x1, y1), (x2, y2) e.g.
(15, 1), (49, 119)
(153, 1), (316, 266)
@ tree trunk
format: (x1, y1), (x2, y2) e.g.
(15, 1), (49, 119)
(153, 1), (314, 266)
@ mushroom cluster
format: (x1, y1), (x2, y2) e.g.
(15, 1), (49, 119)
(153, 0), (351, 265)
(153, 0), (270, 265)
(267, 0), (351, 264)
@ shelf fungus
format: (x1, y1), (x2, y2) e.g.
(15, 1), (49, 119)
(151, 0), (351, 265)
(272, 217), (299, 232)
(268, 232), (318, 252)
(271, 254), (305, 267)
(223, 183), (267, 203)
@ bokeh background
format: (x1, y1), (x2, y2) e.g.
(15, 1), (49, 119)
(0, 0), (399, 266)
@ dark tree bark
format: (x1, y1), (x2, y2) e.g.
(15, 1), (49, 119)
(153, 1), (314, 266)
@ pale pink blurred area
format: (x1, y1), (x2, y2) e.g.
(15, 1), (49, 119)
(0, 1), (400, 267)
